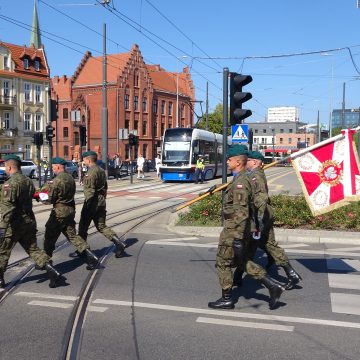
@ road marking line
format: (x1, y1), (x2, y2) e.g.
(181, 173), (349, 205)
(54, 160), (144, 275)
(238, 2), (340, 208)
(147, 237), (198, 243)
(92, 299), (360, 329)
(87, 306), (108, 313)
(327, 259), (360, 272)
(196, 317), (294, 332)
(331, 293), (360, 316)
(284, 249), (360, 257)
(327, 246), (360, 252)
(148, 196), (162, 199)
(15, 291), (78, 301)
(146, 241), (217, 248)
(328, 274), (360, 290)
(124, 196), (139, 199)
(281, 243), (309, 249)
(28, 300), (73, 309)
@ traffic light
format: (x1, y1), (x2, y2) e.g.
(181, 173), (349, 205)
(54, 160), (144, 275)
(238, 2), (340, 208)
(32, 132), (43, 147)
(128, 133), (139, 146)
(46, 124), (55, 141)
(229, 73), (253, 125)
(79, 126), (87, 147)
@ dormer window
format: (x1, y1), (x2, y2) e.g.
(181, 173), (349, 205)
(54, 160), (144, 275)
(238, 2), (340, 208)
(23, 58), (29, 69)
(3, 56), (9, 70)
(34, 60), (40, 71)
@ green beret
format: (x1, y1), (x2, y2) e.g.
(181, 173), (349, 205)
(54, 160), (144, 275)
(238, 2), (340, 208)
(52, 157), (67, 165)
(227, 144), (248, 158)
(82, 151), (97, 158)
(3, 154), (21, 162)
(247, 150), (265, 162)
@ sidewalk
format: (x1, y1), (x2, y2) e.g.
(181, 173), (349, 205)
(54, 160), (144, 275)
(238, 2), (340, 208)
(167, 212), (360, 245)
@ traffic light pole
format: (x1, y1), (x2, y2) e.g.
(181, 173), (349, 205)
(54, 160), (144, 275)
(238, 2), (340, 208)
(129, 144), (133, 184)
(37, 145), (42, 189)
(222, 67), (229, 225)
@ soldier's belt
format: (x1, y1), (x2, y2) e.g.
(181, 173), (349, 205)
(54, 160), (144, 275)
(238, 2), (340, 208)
(54, 201), (75, 208)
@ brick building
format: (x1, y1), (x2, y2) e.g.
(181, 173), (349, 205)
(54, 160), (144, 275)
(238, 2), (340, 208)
(51, 45), (195, 161)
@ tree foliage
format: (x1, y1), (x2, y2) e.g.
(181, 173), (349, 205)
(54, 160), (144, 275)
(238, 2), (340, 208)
(195, 103), (224, 134)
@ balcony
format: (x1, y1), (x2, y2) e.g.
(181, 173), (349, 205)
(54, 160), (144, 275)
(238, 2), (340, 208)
(0, 128), (18, 138)
(0, 95), (17, 107)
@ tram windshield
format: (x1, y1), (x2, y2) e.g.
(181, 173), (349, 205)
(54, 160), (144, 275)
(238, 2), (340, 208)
(162, 129), (193, 166)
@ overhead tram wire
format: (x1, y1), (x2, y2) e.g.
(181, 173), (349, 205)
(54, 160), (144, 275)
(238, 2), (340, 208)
(143, 0), (223, 71)
(96, 0), (223, 92)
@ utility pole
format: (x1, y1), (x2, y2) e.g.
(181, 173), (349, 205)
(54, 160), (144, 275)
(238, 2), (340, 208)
(317, 110), (320, 143)
(341, 82), (346, 129)
(222, 68), (229, 225)
(102, 23), (108, 178)
(205, 81), (209, 131)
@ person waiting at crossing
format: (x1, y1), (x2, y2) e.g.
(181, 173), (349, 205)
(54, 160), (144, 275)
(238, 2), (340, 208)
(194, 154), (205, 184)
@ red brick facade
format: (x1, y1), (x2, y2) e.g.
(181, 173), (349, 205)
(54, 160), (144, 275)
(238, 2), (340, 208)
(51, 44), (195, 161)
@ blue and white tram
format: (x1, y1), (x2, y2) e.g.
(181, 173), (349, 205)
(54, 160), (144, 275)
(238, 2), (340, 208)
(160, 128), (229, 181)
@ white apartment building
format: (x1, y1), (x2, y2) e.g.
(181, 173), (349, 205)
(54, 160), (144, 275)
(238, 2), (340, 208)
(267, 106), (299, 123)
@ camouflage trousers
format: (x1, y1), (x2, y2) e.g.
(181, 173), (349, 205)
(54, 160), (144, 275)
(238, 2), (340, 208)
(44, 209), (89, 257)
(78, 205), (116, 242)
(0, 220), (50, 271)
(216, 228), (266, 291)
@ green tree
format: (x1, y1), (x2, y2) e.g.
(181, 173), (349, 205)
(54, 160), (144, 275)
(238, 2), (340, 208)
(196, 103), (231, 135)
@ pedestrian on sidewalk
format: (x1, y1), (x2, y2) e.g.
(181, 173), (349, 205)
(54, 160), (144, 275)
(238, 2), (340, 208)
(232, 150), (302, 290)
(155, 154), (161, 179)
(208, 145), (284, 310)
(137, 154), (145, 179)
(114, 154), (122, 180)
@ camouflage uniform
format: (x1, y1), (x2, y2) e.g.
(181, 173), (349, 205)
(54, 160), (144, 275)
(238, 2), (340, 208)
(249, 167), (288, 266)
(0, 172), (50, 271)
(44, 171), (89, 257)
(78, 164), (116, 241)
(216, 168), (266, 291)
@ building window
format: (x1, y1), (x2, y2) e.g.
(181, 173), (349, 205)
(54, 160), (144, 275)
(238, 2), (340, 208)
(307, 137), (310, 143)
(125, 119), (130, 129)
(142, 121), (147, 135)
(35, 113), (41, 131)
(24, 113), (31, 130)
(142, 144), (147, 158)
(24, 83), (31, 102)
(25, 144), (31, 159)
(168, 122), (172, 129)
(288, 138), (292, 144)
(124, 94), (129, 110)
(134, 96), (138, 111)
(142, 96), (147, 112)
(63, 127), (69, 138)
(63, 108), (69, 119)
(34, 60), (40, 71)
(64, 145), (69, 158)
(161, 123), (165, 135)
(280, 137), (283, 144)
(134, 120), (138, 131)
(289, 129), (293, 133)
(3, 112), (10, 129)
(23, 58), (29, 69)
(254, 129), (258, 134)
(297, 138), (301, 142)
(168, 102), (173, 116)
(134, 72), (139, 87)
(35, 85), (41, 103)
(254, 138), (257, 143)
(161, 101), (165, 115)
(181, 104), (185, 118)
(263, 129), (266, 133)
(261, 138), (265, 144)
(3, 80), (10, 97)
(74, 131), (79, 146)
(280, 129), (284, 133)
(152, 99), (158, 114)
(3, 56), (9, 69)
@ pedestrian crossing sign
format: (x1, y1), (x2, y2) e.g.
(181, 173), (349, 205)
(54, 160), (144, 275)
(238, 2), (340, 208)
(231, 124), (249, 143)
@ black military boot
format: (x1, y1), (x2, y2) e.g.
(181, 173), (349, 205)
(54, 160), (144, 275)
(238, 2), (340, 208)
(232, 268), (244, 288)
(44, 262), (62, 288)
(111, 235), (126, 258)
(208, 289), (235, 309)
(265, 252), (276, 269)
(261, 275), (284, 309)
(282, 263), (302, 290)
(83, 249), (99, 270)
(0, 269), (5, 288)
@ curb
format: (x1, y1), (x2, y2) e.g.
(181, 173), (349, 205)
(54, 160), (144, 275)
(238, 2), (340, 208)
(167, 212), (360, 245)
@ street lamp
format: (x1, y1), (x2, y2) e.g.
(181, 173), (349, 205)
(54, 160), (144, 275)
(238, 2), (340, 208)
(176, 55), (188, 127)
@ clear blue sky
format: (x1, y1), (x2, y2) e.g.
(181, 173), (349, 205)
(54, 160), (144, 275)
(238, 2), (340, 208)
(1, 0), (360, 128)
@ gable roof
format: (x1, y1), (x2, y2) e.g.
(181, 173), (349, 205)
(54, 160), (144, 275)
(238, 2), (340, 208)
(0, 41), (49, 79)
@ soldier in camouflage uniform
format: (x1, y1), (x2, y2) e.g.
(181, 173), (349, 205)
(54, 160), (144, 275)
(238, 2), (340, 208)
(42, 157), (99, 270)
(233, 150), (302, 290)
(208, 145), (284, 310)
(0, 154), (62, 288)
(77, 151), (126, 257)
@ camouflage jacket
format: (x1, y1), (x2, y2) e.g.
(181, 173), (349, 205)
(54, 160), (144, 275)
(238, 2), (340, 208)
(222, 169), (253, 238)
(248, 167), (274, 224)
(0, 171), (35, 228)
(83, 164), (107, 207)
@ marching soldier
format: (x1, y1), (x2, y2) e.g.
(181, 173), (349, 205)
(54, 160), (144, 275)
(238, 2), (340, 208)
(208, 145), (284, 310)
(233, 150), (302, 290)
(0, 154), (62, 288)
(76, 151), (126, 257)
(42, 157), (99, 270)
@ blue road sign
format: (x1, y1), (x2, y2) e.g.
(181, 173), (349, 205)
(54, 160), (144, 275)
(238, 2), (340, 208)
(231, 124), (249, 143)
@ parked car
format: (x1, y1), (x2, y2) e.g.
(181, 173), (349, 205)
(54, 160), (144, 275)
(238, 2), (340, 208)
(20, 160), (37, 178)
(36, 160), (79, 179)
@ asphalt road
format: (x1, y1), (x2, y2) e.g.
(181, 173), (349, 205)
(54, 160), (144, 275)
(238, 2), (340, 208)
(2, 171), (359, 360)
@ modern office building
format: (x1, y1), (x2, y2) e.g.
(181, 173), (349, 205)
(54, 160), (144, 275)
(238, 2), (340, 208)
(267, 106), (299, 123)
(331, 108), (360, 129)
